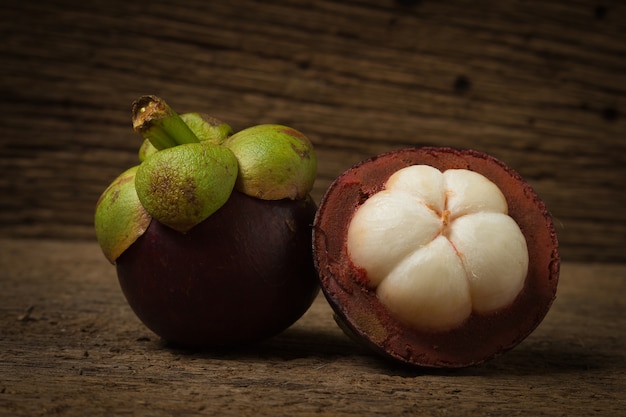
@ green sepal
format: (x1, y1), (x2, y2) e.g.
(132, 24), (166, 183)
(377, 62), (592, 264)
(138, 113), (233, 161)
(224, 124), (317, 200)
(135, 142), (239, 232)
(94, 166), (152, 264)
(180, 113), (233, 145)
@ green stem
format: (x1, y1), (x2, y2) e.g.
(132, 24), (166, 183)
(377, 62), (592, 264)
(131, 95), (200, 150)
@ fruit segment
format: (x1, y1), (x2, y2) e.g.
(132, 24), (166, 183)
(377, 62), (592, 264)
(347, 165), (529, 331)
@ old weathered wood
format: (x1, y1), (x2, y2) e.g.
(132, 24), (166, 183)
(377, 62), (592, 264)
(1, 0), (625, 261)
(0, 238), (625, 416)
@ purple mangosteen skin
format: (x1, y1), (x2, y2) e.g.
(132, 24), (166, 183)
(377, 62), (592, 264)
(116, 190), (319, 347)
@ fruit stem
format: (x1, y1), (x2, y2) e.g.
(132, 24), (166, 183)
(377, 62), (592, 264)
(132, 95), (200, 150)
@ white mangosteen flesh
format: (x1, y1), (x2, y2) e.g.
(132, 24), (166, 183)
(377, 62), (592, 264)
(346, 165), (529, 332)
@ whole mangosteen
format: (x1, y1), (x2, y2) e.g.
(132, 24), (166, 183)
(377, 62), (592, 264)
(95, 96), (319, 347)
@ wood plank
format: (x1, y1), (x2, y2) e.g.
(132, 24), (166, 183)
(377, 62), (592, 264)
(1, 0), (625, 261)
(0, 238), (625, 416)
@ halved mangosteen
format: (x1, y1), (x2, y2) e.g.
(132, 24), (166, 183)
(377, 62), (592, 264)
(312, 147), (560, 367)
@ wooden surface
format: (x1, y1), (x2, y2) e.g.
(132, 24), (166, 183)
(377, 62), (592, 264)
(1, 0), (625, 262)
(0, 238), (625, 416)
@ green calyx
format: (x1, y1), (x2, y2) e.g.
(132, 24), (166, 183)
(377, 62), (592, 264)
(138, 112), (233, 162)
(95, 166), (151, 264)
(135, 142), (238, 233)
(224, 124), (317, 200)
(95, 96), (238, 262)
(130, 96), (239, 233)
(95, 96), (318, 262)
(180, 113), (233, 145)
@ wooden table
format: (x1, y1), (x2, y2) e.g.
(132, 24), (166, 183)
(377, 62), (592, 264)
(1, 238), (624, 416)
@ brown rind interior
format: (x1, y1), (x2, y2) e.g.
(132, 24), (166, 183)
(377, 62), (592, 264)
(312, 147), (560, 367)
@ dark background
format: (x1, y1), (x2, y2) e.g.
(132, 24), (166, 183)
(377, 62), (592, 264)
(1, 0), (624, 262)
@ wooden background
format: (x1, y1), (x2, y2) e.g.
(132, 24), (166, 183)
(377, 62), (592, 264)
(1, 0), (625, 262)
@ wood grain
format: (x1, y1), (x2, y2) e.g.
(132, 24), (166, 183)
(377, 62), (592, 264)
(1, 0), (625, 261)
(1, 238), (625, 416)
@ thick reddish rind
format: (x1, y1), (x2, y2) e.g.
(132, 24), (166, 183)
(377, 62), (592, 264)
(116, 190), (319, 347)
(312, 147), (560, 368)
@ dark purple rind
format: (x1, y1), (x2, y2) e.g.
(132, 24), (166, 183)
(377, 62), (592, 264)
(116, 190), (319, 347)
(312, 147), (560, 368)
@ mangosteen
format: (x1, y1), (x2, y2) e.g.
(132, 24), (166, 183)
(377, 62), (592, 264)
(312, 147), (559, 367)
(95, 96), (319, 347)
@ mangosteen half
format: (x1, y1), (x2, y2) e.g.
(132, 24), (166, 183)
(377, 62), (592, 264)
(312, 147), (560, 367)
